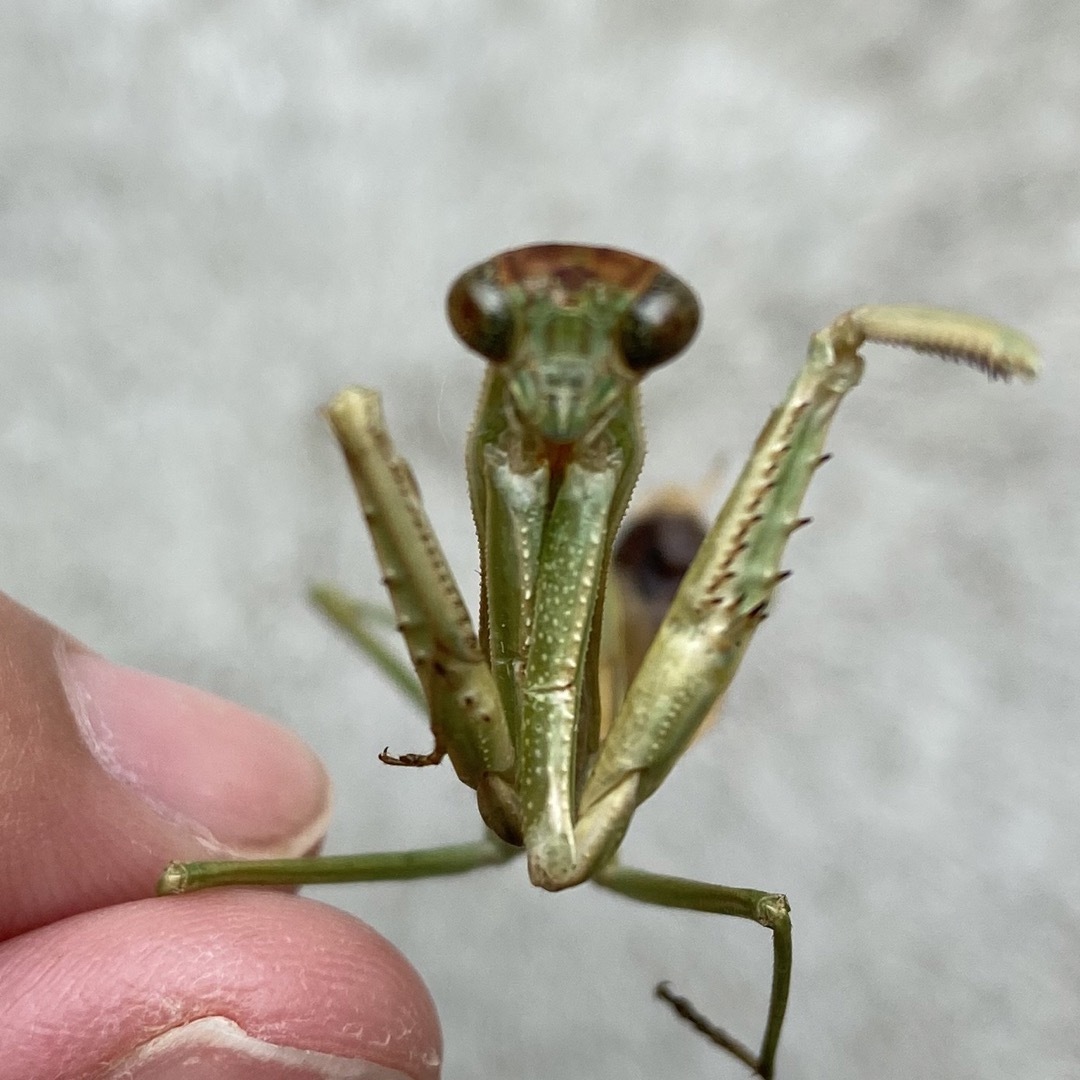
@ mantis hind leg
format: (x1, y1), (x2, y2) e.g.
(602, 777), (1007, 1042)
(593, 862), (791, 1079)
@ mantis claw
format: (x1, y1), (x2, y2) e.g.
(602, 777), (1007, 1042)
(656, 982), (767, 1077)
(378, 745), (445, 767)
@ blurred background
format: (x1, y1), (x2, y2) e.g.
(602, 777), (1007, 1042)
(3, 2), (1078, 1077)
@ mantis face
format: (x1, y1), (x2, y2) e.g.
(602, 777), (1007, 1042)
(447, 243), (700, 445)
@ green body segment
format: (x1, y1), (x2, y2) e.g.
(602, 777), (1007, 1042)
(159, 243), (1040, 1080)
(458, 246), (662, 864)
(512, 458), (620, 876)
(479, 440), (548, 743)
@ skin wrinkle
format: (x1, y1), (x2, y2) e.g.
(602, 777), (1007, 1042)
(61, 637), (128, 784)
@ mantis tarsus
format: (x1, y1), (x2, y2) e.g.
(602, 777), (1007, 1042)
(159, 243), (1040, 1077)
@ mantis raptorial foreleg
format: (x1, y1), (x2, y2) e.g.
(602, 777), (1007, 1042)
(159, 244), (1039, 1079)
(572, 305), (1035, 1074)
(324, 390), (519, 785)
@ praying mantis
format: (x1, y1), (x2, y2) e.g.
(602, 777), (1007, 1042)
(158, 243), (1040, 1077)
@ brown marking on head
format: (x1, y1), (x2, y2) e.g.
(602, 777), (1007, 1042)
(490, 243), (664, 304)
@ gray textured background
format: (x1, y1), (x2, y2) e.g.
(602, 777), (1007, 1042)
(3, 3), (1079, 1078)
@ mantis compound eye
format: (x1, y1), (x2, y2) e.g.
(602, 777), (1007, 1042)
(619, 272), (701, 373)
(446, 266), (515, 363)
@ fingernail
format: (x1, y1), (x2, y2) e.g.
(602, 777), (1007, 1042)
(60, 646), (331, 858)
(107, 1016), (420, 1079)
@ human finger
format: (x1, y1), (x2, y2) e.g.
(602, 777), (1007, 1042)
(0, 889), (440, 1080)
(0, 592), (331, 939)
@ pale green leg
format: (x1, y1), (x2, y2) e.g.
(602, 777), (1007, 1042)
(594, 863), (791, 1079)
(158, 833), (520, 893)
(309, 583), (424, 710)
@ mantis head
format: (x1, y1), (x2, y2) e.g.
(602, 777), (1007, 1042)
(447, 243), (700, 444)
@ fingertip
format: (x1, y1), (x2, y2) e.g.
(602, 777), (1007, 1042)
(1, 891), (441, 1080)
(0, 591), (334, 936)
(60, 645), (332, 858)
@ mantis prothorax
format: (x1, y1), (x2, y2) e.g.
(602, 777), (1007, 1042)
(158, 243), (1040, 1077)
